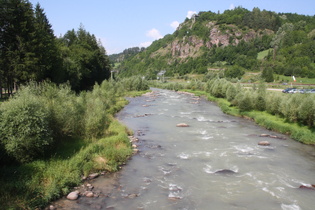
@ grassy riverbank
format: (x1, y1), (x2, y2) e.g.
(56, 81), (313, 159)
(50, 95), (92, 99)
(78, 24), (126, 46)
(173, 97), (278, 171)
(0, 78), (150, 209)
(184, 89), (315, 145)
(0, 117), (133, 209)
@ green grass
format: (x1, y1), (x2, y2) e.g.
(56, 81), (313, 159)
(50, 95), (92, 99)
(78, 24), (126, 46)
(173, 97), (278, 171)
(257, 49), (272, 60)
(125, 90), (151, 97)
(275, 74), (315, 85)
(0, 118), (132, 209)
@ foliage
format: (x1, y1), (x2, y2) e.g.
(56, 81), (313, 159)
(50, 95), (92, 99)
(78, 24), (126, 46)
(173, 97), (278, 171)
(0, 1), (111, 95)
(224, 65), (245, 79)
(0, 76), (149, 208)
(0, 89), (53, 163)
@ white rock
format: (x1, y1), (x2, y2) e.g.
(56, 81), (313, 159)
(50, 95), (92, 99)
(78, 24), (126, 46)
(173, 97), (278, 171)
(67, 191), (79, 200)
(88, 173), (99, 179)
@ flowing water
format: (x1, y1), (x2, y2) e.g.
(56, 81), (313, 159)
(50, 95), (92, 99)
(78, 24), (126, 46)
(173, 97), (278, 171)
(53, 88), (315, 210)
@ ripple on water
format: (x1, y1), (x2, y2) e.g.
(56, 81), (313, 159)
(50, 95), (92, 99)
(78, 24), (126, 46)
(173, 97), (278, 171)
(281, 203), (301, 210)
(178, 152), (190, 159)
(180, 112), (192, 115)
(201, 136), (214, 140)
(168, 183), (183, 200)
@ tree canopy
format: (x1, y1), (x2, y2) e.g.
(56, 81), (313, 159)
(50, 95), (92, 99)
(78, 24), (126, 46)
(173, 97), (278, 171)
(0, 0), (111, 95)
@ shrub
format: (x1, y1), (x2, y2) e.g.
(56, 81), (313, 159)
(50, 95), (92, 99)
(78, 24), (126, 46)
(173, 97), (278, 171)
(84, 94), (109, 139)
(266, 93), (282, 115)
(281, 94), (303, 122)
(226, 84), (237, 102)
(298, 95), (315, 127)
(0, 93), (53, 163)
(238, 91), (254, 112)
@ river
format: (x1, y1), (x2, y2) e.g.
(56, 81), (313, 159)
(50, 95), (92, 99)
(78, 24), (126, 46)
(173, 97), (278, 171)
(52, 88), (315, 210)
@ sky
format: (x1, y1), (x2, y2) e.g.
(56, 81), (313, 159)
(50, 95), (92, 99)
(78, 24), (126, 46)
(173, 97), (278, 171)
(28, 0), (315, 55)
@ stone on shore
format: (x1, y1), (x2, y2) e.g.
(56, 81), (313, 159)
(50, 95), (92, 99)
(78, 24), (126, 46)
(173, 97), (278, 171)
(85, 191), (94, 197)
(67, 191), (79, 200)
(88, 173), (99, 179)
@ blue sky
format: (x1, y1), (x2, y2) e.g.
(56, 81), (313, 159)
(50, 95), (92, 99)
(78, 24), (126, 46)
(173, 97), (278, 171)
(29, 0), (315, 55)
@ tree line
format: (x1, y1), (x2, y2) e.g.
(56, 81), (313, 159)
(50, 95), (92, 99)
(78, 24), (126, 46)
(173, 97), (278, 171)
(0, 0), (111, 96)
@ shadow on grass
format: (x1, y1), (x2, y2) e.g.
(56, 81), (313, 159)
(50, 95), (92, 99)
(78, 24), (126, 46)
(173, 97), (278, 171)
(48, 137), (90, 160)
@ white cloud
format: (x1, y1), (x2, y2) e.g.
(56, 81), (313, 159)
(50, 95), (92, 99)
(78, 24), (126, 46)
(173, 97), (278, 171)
(146, 28), (163, 40)
(170, 21), (180, 30)
(139, 41), (152, 48)
(229, 4), (235, 10)
(187, 11), (197, 19)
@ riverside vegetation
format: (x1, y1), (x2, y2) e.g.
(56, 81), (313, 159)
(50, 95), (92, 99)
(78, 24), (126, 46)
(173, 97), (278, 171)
(0, 77), (149, 209)
(150, 79), (315, 145)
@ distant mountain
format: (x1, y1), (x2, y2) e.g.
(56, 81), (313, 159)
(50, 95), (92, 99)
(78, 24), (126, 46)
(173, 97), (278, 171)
(116, 7), (315, 80)
(109, 47), (145, 63)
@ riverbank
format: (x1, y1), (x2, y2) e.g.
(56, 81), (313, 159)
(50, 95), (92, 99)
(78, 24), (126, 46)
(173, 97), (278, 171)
(0, 84), (150, 209)
(184, 89), (315, 145)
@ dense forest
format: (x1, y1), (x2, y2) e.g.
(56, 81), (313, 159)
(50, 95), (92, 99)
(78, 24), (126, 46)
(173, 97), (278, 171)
(115, 7), (315, 81)
(0, 0), (111, 95)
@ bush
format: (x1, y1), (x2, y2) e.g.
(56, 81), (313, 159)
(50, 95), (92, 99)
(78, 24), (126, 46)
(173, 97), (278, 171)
(0, 93), (53, 163)
(266, 93), (282, 115)
(226, 84), (237, 102)
(238, 91), (254, 112)
(84, 93), (109, 139)
(298, 95), (315, 127)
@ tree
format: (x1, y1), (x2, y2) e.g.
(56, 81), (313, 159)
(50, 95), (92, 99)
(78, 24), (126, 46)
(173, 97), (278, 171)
(225, 65), (245, 79)
(262, 67), (274, 82)
(33, 3), (63, 83)
(59, 26), (111, 91)
(0, 0), (37, 95)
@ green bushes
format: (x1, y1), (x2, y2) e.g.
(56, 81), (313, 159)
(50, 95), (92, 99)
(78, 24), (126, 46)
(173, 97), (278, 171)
(0, 77), (149, 209)
(119, 76), (149, 91)
(0, 92), (53, 163)
(0, 77), (149, 164)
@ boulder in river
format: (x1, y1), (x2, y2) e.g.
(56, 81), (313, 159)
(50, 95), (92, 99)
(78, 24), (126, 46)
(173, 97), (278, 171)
(214, 169), (237, 174)
(67, 190), (79, 200)
(176, 123), (189, 127)
(299, 185), (315, 190)
(258, 141), (270, 146)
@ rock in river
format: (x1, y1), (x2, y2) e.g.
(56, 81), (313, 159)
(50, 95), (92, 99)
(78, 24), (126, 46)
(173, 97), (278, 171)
(299, 185), (315, 190)
(176, 123), (189, 127)
(258, 141), (270, 146)
(214, 169), (237, 174)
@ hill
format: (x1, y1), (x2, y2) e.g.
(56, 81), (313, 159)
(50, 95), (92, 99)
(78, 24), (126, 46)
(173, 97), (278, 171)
(114, 7), (315, 81)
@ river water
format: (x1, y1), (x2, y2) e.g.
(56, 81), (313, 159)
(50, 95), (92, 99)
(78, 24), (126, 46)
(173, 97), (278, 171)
(53, 88), (315, 210)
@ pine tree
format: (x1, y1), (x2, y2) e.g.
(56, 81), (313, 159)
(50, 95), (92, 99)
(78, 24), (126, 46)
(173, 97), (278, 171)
(33, 3), (63, 83)
(0, 0), (37, 95)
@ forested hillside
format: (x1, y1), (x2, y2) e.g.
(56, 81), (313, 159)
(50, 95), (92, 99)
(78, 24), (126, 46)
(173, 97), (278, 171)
(0, 0), (111, 95)
(116, 7), (315, 81)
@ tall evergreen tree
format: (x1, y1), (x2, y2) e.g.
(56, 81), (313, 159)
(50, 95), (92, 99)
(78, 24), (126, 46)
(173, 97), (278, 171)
(33, 3), (63, 83)
(0, 0), (37, 95)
